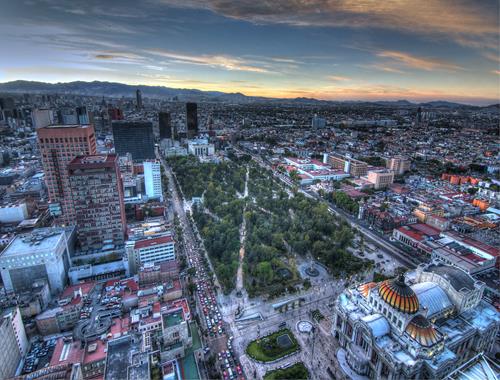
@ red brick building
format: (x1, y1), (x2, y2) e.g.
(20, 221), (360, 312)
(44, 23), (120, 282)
(37, 125), (96, 225)
(68, 154), (126, 251)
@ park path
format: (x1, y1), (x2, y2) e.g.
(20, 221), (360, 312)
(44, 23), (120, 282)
(236, 166), (249, 292)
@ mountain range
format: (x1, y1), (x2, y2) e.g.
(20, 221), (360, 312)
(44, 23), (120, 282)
(0, 80), (494, 108)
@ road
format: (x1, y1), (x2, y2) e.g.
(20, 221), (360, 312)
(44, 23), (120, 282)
(159, 155), (244, 380)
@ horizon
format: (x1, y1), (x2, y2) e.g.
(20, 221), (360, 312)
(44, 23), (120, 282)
(1, 1), (499, 105)
(0, 79), (497, 107)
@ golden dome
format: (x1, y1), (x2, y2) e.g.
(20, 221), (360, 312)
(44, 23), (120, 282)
(358, 282), (377, 297)
(379, 274), (419, 314)
(405, 315), (441, 347)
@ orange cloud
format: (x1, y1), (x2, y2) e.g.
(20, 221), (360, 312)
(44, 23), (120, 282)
(377, 51), (463, 71)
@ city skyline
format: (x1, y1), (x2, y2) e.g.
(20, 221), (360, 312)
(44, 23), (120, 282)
(0, 0), (499, 105)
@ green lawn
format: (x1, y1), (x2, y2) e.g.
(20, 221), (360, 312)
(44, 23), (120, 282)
(264, 362), (309, 380)
(246, 329), (300, 362)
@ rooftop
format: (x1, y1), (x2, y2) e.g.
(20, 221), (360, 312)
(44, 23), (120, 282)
(0, 227), (69, 258)
(163, 310), (184, 328)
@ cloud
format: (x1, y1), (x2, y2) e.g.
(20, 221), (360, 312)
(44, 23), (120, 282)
(358, 64), (405, 74)
(165, 0), (499, 44)
(327, 75), (351, 81)
(483, 52), (500, 64)
(144, 49), (272, 73)
(492, 70), (500, 75)
(376, 51), (463, 71)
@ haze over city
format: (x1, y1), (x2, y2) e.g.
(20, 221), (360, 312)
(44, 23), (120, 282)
(0, 0), (499, 104)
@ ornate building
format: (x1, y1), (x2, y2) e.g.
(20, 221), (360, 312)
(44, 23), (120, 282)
(333, 263), (500, 379)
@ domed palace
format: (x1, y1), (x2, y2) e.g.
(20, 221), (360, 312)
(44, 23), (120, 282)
(332, 263), (500, 379)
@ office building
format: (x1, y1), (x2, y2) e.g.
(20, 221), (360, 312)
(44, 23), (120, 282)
(312, 114), (326, 128)
(68, 155), (126, 251)
(76, 106), (90, 124)
(366, 169), (394, 189)
(328, 153), (368, 177)
(0, 307), (28, 379)
(112, 121), (155, 160)
(136, 89), (143, 109)
(144, 160), (163, 201)
(32, 109), (53, 129)
(126, 235), (175, 274)
(37, 124), (97, 223)
(333, 264), (499, 380)
(108, 107), (124, 121)
(159, 112), (172, 139)
(186, 103), (198, 139)
(0, 227), (75, 294)
(387, 156), (411, 175)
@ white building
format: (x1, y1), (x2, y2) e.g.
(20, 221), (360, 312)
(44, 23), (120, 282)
(126, 235), (175, 274)
(187, 138), (215, 157)
(32, 109), (53, 129)
(0, 227), (75, 294)
(0, 202), (28, 223)
(144, 160), (163, 201)
(0, 307), (28, 379)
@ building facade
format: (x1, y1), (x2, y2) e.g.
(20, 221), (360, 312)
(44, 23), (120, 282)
(333, 264), (499, 380)
(143, 160), (163, 201)
(159, 112), (172, 139)
(112, 121), (155, 160)
(328, 153), (368, 177)
(366, 169), (395, 189)
(387, 156), (411, 175)
(68, 155), (126, 252)
(0, 307), (27, 379)
(0, 227), (75, 294)
(126, 235), (175, 274)
(186, 103), (198, 139)
(37, 125), (97, 224)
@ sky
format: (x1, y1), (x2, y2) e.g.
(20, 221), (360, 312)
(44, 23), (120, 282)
(0, 0), (499, 105)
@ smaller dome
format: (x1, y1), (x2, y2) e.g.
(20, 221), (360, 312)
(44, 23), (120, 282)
(405, 315), (441, 347)
(358, 282), (377, 297)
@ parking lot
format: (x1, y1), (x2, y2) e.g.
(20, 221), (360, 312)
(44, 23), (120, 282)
(21, 338), (57, 375)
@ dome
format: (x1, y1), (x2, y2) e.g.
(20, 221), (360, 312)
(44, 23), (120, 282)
(358, 282), (377, 297)
(379, 274), (419, 314)
(405, 315), (441, 347)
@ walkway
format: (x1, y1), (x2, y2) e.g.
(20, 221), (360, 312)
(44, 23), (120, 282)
(235, 165), (249, 294)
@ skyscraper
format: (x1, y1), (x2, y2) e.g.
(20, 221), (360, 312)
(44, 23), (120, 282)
(112, 121), (155, 160)
(136, 89), (143, 109)
(37, 125), (97, 224)
(186, 102), (198, 138)
(68, 154), (126, 251)
(144, 160), (163, 201)
(159, 112), (172, 139)
(76, 106), (90, 124)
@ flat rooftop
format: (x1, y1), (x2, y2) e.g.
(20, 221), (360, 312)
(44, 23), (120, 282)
(105, 336), (141, 380)
(0, 228), (67, 258)
(163, 311), (183, 328)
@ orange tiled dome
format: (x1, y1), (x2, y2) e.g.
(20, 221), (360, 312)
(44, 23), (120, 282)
(405, 315), (441, 347)
(379, 274), (419, 314)
(358, 282), (377, 297)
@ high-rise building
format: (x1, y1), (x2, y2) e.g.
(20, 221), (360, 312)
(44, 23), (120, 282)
(32, 109), (53, 129)
(108, 107), (124, 121)
(0, 227), (75, 294)
(0, 307), (28, 379)
(76, 106), (91, 124)
(159, 112), (172, 139)
(37, 124), (97, 223)
(366, 169), (394, 189)
(186, 102), (198, 138)
(136, 89), (143, 109)
(144, 160), (163, 201)
(387, 156), (411, 175)
(328, 153), (368, 177)
(112, 121), (155, 160)
(312, 114), (326, 128)
(68, 154), (126, 252)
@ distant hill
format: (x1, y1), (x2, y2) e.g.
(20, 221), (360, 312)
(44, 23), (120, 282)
(0, 80), (482, 107)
